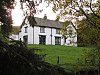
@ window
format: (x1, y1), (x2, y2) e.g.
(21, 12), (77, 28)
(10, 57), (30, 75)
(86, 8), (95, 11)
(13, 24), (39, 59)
(25, 26), (28, 33)
(39, 35), (46, 44)
(55, 37), (61, 45)
(40, 27), (45, 33)
(23, 35), (28, 44)
(56, 29), (60, 34)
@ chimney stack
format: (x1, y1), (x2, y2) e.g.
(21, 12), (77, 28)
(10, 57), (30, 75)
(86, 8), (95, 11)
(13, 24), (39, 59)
(44, 14), (47, 20)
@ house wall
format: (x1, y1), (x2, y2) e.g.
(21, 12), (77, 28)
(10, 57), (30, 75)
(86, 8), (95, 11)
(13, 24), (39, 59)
(34, 26), (39, 44)
(19, 24), (64, 45)
(45, 27), (52, 45)
(52, 28), (64, 45)
(19, 24), (29, 43)
(18, 21), (77, 46)
(33, 26), (63, 45)
(28, 26), (34, 44)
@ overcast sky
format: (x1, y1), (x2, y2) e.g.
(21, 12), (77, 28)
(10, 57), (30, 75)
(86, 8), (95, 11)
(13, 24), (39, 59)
(12, 0), (57, 26)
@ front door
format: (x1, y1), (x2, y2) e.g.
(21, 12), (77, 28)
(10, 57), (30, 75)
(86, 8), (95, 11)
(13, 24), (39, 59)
(39, 35), (46, 45)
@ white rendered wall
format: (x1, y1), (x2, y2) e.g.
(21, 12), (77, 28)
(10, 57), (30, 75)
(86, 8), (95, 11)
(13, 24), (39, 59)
(18, 21), (77, 46)
(51, 28), (63, 45)
(33, 26), (63, 45)
(45, 27), (52, 45)
(34, 26), (39, 44)
(28, 26), (34, 44)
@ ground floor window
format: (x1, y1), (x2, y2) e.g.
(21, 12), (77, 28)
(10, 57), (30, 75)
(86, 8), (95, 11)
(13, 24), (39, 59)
(39, 35), (46, 45)
(55, 37), (61, 45)
(23, 35), (28, 44)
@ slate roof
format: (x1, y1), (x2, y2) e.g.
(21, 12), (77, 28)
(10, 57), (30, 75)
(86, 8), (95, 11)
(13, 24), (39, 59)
(34, 17), (63, 28)
(21, 16), (63, 29)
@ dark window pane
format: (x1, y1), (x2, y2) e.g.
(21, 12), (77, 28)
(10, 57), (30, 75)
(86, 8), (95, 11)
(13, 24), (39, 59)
(25, 26), (28, 33)
(23, 35), (28, 44)
(56, 29), (60, 34)
(39, 35), (46, 44)
(55, 37), (61, 45)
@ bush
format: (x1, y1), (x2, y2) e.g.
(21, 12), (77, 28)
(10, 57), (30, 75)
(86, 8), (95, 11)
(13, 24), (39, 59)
(0, 34), (69, 75)
(78, 43), (88, 47)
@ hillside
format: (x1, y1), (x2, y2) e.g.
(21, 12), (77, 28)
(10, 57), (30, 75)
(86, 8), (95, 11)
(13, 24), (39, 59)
(28, 45), (98, 72)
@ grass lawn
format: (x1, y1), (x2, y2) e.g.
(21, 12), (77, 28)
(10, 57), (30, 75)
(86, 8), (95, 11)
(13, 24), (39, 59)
(28, 44), (97, 72)
(28, 45), (91, 64)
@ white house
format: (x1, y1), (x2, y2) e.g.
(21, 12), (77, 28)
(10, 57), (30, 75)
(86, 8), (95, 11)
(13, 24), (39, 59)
(18, 16), (77, 46)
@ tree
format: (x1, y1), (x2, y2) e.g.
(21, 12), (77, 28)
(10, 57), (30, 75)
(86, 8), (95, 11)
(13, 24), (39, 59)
(61, 21), (77, 46)
(46, 0), (100, 28)
(0, 33), (69, 75)
(0, 0), (39, 36)
(0, 0), (15, 36)
(78, 13), (100, 47)
(45, 0), (100, 74)
(45, 0), (100, 47)
(0, 0), (69, 75)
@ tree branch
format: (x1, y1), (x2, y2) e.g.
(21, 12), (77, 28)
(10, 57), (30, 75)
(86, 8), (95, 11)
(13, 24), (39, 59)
(90, 0), (100, 18)
(79, 7), (100, 29)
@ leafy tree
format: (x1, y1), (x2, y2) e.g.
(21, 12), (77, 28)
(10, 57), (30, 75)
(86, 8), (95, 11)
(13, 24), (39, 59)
(46, 0), (100, 27)
(11, 26), (20, 34)
(0, 33), (69, 75)
(61, 21), (77, 46)
(0, 0), (15, 36)
(0, 0), (69, 75)
(78, 13), (100, 47)
(45, 0), (100, 74)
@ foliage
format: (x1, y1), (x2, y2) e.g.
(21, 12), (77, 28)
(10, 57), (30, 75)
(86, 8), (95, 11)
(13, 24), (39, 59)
(77, 12), (100, 73)
(45, 0), (100, 73)
(46, 0), (100, 46)
(61, 21), (70, 37)
(47, 0), (100, 20)
(0, 0), (42, 36)
(78, 13), (100, 47)
(10, 26), (20, 35)
(0, 0), (15, 36)
(0, 33), (69, 75)
(0, 0), (70, 75)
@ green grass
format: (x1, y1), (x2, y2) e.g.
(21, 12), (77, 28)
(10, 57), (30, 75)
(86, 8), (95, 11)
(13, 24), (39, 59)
(28, 45), (91, 65)
(28, 44), (98, 72)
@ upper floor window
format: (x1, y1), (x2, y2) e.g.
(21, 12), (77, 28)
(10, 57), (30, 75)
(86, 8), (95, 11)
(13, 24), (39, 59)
(56, 29), (60, 34)
(40, 27), (45, 33)
(25, 26), (28, 33)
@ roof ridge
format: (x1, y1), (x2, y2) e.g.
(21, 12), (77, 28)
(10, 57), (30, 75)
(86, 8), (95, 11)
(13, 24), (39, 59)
(34, 17), (63, 23)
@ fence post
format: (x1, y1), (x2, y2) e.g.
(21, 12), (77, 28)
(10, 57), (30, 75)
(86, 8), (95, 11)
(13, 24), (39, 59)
(57, 56), (59, 64)
(77, 58), (79, 63)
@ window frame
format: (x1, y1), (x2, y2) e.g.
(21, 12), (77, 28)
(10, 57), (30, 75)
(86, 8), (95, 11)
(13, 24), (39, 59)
(40, 27), (45, 33)
(39, 35), (46, 45)
(56, 28), (60, 34)
(24, 26), (28, 33)
(55, 37), (61, 45)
